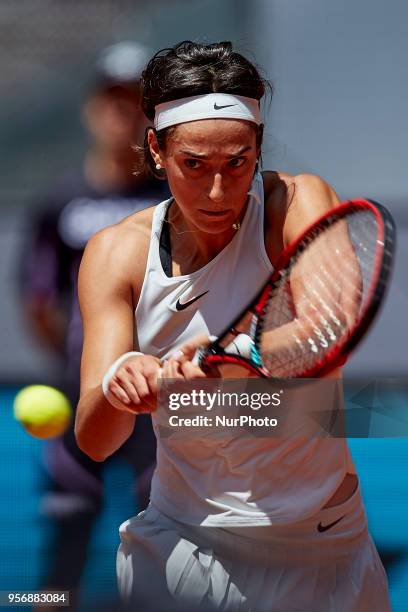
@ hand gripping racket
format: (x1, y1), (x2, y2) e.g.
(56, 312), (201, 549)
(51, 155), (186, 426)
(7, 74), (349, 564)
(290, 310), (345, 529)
(196, 199), (395, 378)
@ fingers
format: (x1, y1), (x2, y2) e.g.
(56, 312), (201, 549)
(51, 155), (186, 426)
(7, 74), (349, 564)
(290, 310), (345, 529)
(160, 358), (184, 380)
(158, 334), (213, 377)
(108, 344), (211, 415)
(160, 353), (207, 381)
(108, 378), (133, 407)
(145, 363), (165, 394)
(179, 359), (207, 379)
(115, 368), (142, 404)
(109, 355), (161, 413)
(174, 334), (212, 361)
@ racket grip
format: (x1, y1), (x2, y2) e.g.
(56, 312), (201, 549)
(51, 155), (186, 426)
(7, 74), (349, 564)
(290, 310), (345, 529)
(224, 333), (254, 358)
(192, 347), (207, 367)
(192, 335), (218, 367)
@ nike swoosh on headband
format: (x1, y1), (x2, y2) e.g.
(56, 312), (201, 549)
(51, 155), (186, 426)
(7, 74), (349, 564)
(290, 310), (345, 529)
(175, 291), (209, 311)
(213, 103), (237, 110)
(317, 515), (345, 533)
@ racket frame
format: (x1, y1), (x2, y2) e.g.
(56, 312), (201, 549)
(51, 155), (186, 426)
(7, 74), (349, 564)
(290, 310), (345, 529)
(200, 199), (395, 378)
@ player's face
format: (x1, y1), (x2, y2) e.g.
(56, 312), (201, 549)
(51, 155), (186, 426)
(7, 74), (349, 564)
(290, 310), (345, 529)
(84, 87), (148, 149)
(153, 119), (259, 234)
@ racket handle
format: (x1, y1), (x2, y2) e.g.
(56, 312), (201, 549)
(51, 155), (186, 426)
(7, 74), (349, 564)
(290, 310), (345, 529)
(192, 350), (200, 367)
(192, 335), (218, 367)
(224, 333), (254, 358)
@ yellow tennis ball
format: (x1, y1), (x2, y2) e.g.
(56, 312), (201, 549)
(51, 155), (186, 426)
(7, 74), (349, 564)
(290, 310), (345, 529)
(13, 385), (72, 439)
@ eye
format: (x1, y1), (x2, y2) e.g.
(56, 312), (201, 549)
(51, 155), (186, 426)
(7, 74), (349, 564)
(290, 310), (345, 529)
(228, 157), (246, 168)
(184, 159), (202, 169)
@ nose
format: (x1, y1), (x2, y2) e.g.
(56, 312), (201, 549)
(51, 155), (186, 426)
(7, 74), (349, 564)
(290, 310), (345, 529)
(208, 173), (225, 203)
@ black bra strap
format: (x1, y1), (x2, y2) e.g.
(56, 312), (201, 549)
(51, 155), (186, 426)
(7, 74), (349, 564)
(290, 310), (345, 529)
(159, 202), (173, 277)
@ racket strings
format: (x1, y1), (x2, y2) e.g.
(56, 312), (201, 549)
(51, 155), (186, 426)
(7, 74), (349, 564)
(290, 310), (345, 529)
(257, 209), (381, 377)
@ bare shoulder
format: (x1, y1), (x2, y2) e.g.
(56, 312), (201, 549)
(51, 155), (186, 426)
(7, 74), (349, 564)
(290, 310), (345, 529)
(262, 171), (340, 249)
(261, 171), (296, 265)
(283, 172), (340, 245)
(262, 169), (295, 196)
(79, 205), (156, 306)
(290, 172), (339, 206)
(263, 170), (337, 206)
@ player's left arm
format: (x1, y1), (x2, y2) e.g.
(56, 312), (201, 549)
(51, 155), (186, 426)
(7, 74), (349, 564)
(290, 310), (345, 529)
(281, 173), (340, 245)
(283, 173), (361, 316)
(273, 174), (361, 372)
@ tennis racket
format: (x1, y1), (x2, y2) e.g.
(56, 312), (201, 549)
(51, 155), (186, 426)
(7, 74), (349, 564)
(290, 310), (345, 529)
(195, 199), (395, 378)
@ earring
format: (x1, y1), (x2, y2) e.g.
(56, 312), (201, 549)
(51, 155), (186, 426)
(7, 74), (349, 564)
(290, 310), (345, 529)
(156, 163), (162, 170)
(232, 222), (241, 230)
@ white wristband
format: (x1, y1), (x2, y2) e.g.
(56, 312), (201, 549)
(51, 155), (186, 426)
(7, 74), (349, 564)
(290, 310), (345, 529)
(102, 351), (144, 410)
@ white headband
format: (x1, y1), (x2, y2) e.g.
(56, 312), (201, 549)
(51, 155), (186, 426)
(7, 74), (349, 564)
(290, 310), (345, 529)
(154, 93), (262, 130)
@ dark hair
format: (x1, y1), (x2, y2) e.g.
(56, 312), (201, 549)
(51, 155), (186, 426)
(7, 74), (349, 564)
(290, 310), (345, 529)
(134, 41), (272, 178)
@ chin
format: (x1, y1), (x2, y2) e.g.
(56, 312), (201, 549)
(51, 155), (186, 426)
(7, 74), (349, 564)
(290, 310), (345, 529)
(200, 218), (234, 234)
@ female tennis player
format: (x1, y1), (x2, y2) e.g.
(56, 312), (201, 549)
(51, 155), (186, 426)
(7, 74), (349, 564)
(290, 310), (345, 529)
(75, 41), (391, 611)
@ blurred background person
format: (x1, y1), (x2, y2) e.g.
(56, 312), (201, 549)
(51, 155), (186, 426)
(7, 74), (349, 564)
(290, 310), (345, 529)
(19, 40), (169, 610)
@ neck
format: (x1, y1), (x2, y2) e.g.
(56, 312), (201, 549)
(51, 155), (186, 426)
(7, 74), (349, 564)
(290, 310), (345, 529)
(168, 200), (247, 274)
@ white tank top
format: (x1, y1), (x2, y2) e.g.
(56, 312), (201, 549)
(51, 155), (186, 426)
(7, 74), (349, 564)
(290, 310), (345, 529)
(135, 172), (356, 526)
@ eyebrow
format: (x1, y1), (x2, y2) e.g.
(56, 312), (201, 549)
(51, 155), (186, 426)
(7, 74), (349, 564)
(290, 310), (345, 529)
(179, 145), (253, 159)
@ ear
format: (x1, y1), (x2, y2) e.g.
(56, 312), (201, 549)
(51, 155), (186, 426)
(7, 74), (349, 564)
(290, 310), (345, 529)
(147, 129), (164, 167)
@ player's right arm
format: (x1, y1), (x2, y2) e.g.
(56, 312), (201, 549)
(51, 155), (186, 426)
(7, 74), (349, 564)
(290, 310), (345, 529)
(75, 220), (159, 462)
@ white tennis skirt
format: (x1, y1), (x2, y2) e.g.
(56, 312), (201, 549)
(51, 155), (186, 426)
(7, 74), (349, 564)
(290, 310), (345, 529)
(116, 485), (391, 612)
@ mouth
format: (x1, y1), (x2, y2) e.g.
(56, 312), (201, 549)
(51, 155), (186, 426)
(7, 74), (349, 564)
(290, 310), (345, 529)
(198, 209), (230, 217)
